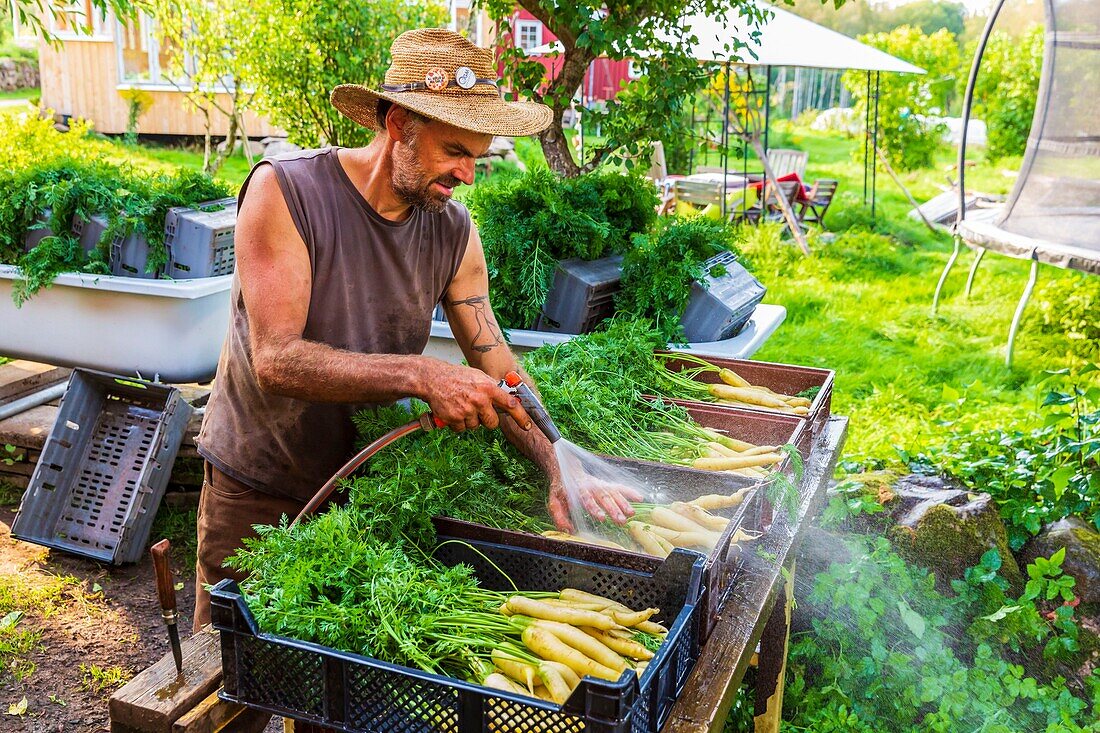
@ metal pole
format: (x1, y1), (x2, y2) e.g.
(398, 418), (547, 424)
(956, 0), (1009, 232)
(0, 382), (67, 422)
(722, 61), (732, 219)
(872, 71), (880, 222)
(764, 65), (771, 153)
(689, 97), (697, 173)
(863, 70), (871, 206)
(1006, 254), (1039, 367)
(932, 236), (962, 316)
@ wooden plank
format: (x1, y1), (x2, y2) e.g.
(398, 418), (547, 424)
(170, 690), (268, 733)
(0, 404), (57, 451)
(662, 417), (848, 733)
(109, 627), (224, 732)
(0, 361), (71, 404)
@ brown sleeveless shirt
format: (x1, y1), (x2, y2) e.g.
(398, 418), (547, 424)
(197, 148), (470, 501)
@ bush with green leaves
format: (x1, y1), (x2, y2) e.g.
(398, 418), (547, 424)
(0, 114), (231, 301)
(966, 26), (1043, 160)
(917, 369), (1100, 549)
(1032, 273), (1100, 362)
(616, 216), (746, 340)
(843, 26), (960, 171)
(465, 167), (657, 329)
(785, 537), (1098, 733)
(239, 0), (447, 149)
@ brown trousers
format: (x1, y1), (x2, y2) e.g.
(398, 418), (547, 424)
(194, 462), (334, 733)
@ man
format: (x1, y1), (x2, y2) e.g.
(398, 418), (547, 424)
(193, 28), (638, 632)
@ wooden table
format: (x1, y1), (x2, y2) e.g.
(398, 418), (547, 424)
(663, 416), (849, 732)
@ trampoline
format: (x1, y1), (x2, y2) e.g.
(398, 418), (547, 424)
(932, 0), (1100, 365)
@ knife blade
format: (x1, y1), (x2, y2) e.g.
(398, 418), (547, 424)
(150, 539), (183, 673)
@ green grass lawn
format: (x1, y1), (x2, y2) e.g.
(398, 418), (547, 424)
(0, 87), (38, 102)
(134, 141), (254, 189)
(731, 126), (1095, 461)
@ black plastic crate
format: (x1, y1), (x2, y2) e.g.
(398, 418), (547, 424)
(681, 251), (766, 343)
(164, 197), (237, 279)
(72, 214), (156, 279)
(10, 369), (192, 564)
(537, 255), (623, 334)
(212, 537), (705, 733)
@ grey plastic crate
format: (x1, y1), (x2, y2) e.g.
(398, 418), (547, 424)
(164, 197), (237, 279)
(11, 369), (193, 564)
(681, 251), (766, 343)
(23, 209), (57, 252)
(73, 214), (156, 279)
(536, 255), (623, 334)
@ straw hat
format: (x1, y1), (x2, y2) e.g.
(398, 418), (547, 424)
(331, 28), (553, 138)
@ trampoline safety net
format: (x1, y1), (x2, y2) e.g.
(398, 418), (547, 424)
(995, 0), (1100, 261)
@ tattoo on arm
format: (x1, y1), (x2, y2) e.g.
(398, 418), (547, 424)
(447, 295), (504, 353)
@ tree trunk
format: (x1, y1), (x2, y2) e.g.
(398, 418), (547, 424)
(539, 110), (581, 178)
(208, 111), (239, 177)
(201, 106), (213, 174)
(536, 47), (593, 178)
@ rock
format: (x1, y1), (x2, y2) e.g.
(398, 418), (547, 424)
(1019, 517), (1100, 605)
(887, 480), (1023, 590)
(0, 57), (39, 92)
(262, 139), (302, 158)
(485, 136), (514, 157)
(216, 137), (266, 157)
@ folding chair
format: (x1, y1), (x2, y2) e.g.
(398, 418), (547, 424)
(799, 179), (839, 227)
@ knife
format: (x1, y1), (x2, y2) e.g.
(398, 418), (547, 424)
(150, 539), (183, 674)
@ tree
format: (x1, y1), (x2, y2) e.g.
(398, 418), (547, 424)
(239, 0), (448, 149)
(890, 1), (965, 39)
(11, 0), (146, 41)
(966, 26), (1043, 160)
(843, 26), (960, 171)
(149, 0), (255, 175)
(487, 0), (771, 177)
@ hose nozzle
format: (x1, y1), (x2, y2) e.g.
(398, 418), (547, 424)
(501, 371), (561, 444)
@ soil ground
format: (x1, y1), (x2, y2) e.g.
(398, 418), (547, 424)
(0, 496), (283, 732)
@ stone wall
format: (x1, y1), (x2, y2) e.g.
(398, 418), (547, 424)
(0, 57), (39, 92)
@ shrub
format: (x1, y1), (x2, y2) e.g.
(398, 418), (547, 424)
(1032, 273), (1100, 362)
(616, 216), (745, 340)
(843, 26), (960, 171)
(240, 0), (448, 148)
(917, 371), (1100, 549)
(786, 537), (1098, 732)
(966, 26), (1043, 160)
(465, 167), (657, 329)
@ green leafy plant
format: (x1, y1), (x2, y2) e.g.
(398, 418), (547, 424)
(616, 216), (746, 340)
(965, 26), (1043, 160)
(466, 167), (657, 329)
(919, 367), (1100, 548)
(0, 115), (231, 300)
(1032, 273), (1100, 362)
(785, 538), (1097, 732)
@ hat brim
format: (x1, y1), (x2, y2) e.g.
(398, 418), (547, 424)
(331, 84), (553, 138)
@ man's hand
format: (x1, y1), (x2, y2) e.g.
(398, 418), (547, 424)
(548, 476), (644, 533)
(422, 362), (533, 433)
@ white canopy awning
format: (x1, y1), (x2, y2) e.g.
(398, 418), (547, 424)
(524, 2), (924, 75)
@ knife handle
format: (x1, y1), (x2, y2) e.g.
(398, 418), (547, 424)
(150, 539), (177, 616)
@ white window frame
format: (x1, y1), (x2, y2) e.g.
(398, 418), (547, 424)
(516, 19), (542, 51)
(116, 13), (197, 89)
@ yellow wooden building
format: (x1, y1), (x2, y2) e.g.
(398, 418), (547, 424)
(21, 0), (281, 137)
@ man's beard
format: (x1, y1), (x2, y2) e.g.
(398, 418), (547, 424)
(391, 141), (461, 214)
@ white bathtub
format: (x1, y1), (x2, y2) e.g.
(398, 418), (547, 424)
(422, 303), (787, 363)
(0, 265), (230, 383)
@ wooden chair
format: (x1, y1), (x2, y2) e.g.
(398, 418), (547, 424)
(672, 179), (725, 209)
(799, 179), (839, 227)
(744, 149), (809, 183)
(733, 180), (804, 226)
